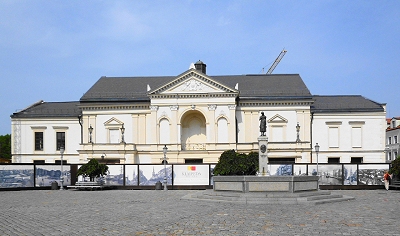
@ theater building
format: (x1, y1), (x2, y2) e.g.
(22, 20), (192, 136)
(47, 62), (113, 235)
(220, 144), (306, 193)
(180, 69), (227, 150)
(11, 61), (387, 164)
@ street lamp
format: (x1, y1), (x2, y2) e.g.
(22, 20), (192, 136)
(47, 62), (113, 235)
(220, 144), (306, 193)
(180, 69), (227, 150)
(163, 145), (168, 191)
(60, 147), (65, 190)
(88, 125), (93, 143)
(120, 124), (125, 143)
(296, 123), (301, 142)
(315, 143), (320, 189)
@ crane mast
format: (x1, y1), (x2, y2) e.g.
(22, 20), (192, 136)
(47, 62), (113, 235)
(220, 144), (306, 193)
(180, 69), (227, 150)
(266, 49), (287, 74)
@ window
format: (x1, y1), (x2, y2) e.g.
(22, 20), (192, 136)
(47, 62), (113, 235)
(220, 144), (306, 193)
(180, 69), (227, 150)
(395, 136), (398, 144)
(271, 126), (284, 142)
(109, 129), (119, 143)
(35, 132), (43, 151)
(351, 127), (362, 147)
(395, 151), (398, 159)
(351, 157), (363, 164)
(388, 152), (392, 161)
(159, 118), (170, 144)
(328, 157), (340, 163)
(268, 158), (295, 164)
(388, 137), (392, 144)
(185, 159), (203, 164)
(55, 160), (67, 164)
(56, 132), (65, 150)
(33, 160), (45, 164)
(217, 117), (228, 143)
(328, 127), (339, 147)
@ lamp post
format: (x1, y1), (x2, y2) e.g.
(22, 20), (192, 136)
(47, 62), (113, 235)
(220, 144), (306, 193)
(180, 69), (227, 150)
(163, 145), (168, 191)
(315, 143), (320, 189)
(60, 147), (65, 190)
(88, 125), (93, 143)
(296, 123), (301, 142)
(120, 124), (125, 143)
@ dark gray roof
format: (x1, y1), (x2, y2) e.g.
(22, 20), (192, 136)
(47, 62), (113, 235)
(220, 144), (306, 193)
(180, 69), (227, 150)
(311, 95), (385, 113)
(11, 101), (81, 118)
(80, 73), (312, 102)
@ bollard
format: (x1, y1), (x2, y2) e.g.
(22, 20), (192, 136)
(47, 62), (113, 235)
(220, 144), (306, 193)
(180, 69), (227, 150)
(51, 181), (59, 190)
(155, 181), (162, 190)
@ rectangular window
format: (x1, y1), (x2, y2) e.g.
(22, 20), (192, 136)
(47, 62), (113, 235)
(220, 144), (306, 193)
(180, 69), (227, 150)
(56, 132), (65, 150)
(395, 151), (398, 159)
(351, 127), (362, 147)
(388, 152), (392, 160)
(328, 127), (339, 147)
(395, 136), (398, 144)
(271, 126), (283, 142)
(33, 160), (45, 164)
(328, 157), (340, 163)
(351, 157), (363, 164)
(388, 137), (392, 144)
(35, 132), (44, 151)
(109, 129), (119, 143)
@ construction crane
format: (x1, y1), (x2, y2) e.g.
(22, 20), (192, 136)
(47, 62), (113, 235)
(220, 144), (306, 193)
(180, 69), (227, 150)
(266, 49), (287, 74)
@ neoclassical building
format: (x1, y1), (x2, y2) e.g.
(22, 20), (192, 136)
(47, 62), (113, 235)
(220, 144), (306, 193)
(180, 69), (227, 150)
(11, 61), (387, 164)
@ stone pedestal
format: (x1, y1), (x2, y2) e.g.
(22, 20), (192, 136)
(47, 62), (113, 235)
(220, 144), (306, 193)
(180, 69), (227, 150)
(258, 136), (269, 176)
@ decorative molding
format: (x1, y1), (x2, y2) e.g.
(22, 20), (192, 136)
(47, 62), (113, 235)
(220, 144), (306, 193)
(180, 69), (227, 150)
(149, 93), (237, 100)
(191, 104), (196, 110)
(30, 126), (47, 130)
(228, 105), (236, 110)
(349, 121), (365, 125)
(104, 117), (124, 126)
(208, 104), (217, 111)
(170, 105), (179, 111)
(52, 126), (69, 130)
(161, 111), (167, 117)
(149, 70), (238, 95)
(325, 121), (342, 125)
(80, 105), (149, 111)
(239, 101), (313, 107)
(268, 114), (288, 123)
(150, 105), (159, 111)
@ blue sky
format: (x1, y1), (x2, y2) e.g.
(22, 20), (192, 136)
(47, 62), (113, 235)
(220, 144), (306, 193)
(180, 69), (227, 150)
(1, 0), (399, 135)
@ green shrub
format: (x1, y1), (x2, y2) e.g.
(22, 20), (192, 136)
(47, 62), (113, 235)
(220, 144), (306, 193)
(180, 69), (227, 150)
(213, 150), (259, 176)
(77, 159), (108, 181)
(389, 156), (400, 176)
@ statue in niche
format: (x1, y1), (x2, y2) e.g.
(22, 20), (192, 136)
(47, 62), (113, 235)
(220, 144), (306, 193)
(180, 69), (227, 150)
(259, 112), (267, 136)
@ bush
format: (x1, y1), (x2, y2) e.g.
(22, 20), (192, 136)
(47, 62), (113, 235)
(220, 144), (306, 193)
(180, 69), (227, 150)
(389, 156), (400, 177)
(213, 150), (259, 176)
(77, 159), (108, 181)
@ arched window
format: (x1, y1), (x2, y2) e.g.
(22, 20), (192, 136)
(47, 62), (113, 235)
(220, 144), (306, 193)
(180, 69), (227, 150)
(159, 118), (170, 144)
(217, 117), (228, 143)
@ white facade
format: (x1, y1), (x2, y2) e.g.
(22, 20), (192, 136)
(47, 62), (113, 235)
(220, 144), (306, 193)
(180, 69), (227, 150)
(386, 117), (400, 162)
(11, 63), (387, 165)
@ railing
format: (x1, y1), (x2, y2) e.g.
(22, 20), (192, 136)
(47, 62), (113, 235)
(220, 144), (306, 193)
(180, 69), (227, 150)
(181, 143), (206, 150)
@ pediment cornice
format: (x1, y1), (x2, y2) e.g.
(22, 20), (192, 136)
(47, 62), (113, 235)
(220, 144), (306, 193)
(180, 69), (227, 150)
(148, 69), (238, 97)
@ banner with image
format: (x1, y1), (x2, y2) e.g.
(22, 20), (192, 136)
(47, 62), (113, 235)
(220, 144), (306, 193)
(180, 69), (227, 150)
(173, 165), (209, 185)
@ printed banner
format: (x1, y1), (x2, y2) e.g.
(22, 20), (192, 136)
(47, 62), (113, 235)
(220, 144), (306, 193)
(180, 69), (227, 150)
(173, 165), (209, 185)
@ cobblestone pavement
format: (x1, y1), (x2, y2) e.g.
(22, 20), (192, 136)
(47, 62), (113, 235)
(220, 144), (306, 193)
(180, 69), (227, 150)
(0, 189), (399, 235)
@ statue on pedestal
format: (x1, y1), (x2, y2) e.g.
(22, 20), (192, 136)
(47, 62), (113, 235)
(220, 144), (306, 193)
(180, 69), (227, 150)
(259, 112), (267, 136)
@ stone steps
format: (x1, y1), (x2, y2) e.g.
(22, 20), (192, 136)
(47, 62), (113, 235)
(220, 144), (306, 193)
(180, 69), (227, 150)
(182, 189), (355, 205)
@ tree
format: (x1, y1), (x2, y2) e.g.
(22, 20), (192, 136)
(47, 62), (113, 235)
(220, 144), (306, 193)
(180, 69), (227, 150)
(0, 134), (11, 160)
(213, 150), (259, 176)
(77, 159), (109, 181)
(389, 156), (400, 178)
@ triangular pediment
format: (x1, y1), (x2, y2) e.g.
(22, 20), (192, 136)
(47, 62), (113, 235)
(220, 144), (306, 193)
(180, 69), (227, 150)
(268, 114), (288, 123)
(104, 117), (123, 126)
(148, 69), (238, 95)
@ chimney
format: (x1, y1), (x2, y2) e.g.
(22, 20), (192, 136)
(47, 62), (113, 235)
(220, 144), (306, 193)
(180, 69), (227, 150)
(194, 60), (206, 74)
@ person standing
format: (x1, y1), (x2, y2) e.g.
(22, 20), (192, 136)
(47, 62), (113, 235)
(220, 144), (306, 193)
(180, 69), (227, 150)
(383, 171), (392, 191)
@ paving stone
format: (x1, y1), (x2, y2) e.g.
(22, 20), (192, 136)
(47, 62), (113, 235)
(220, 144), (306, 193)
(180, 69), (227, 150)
(0, 190), (399, 235)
